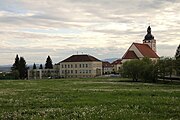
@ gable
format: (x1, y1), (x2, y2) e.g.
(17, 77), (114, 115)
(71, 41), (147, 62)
(122, 51), (139, 59)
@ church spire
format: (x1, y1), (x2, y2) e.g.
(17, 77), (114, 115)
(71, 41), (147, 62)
(143, 26), (156, 52)
(147, 26), (151, 34)
(144, 26), (154, 40)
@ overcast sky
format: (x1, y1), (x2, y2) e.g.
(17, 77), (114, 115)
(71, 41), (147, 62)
(0, 0), (180, 65)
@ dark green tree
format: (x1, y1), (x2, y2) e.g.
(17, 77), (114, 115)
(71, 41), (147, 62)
(141, 57), (158, 83)
(122, 58), (158, 83)
(11, 54), (20, 79)
(175, 44), (180, 59)
(122, 59), (142, 81)
(175, 45), (180, 76)
(39, 64), (43, 69)
(157, 57), (176, 81)
(19, 57), (28, 79)
(175, 58), (180, 76)
(11, 54), (19, 70)
(45, 56), (53, 69)
(33, 63), (37, 69)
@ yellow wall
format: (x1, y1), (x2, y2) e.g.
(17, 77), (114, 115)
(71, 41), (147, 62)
(59, 61), (102, 78)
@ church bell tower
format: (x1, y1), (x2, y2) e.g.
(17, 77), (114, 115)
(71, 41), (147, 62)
(143, 26), (156, 52)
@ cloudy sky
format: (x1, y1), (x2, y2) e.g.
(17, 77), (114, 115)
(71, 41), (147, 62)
(0, 0), (180, 65)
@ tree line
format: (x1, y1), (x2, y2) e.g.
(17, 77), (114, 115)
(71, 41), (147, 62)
(11, 55), (53, 79)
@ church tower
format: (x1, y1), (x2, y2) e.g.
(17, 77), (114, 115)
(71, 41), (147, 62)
(143, 26), (156, 52)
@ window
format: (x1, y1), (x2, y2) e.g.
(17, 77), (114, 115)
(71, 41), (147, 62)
(62, 70), (64, 74)
(68, 65), (70, 68)
(62, 64), (64, 68)
(86, 64), (88, 68)
(65, 64), (67, 68)
(89, 70), (91, 73)
(80, 70), (82, 73)
(75, 70), (77, 74)
(71, 70), (73, 74)
(75, 64), (77, 68)
(79, 64), (81, 68)
(71, 64), (73, 68)
(83, 64), (85, 68)
(86, 70), (88, 73)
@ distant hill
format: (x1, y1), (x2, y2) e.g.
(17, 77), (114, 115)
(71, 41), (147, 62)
(0, 65), (11, 72)
(102, 58), (119, 63)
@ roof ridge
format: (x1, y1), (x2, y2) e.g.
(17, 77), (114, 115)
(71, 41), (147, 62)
(60, 54), (101, 63)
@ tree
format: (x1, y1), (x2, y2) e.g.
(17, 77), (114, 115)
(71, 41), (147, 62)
(175, 58), (180, 76)
(39, 64), (43, 69)
(122, 58), (158, 83)
(175, 45), (180, 76)
(11, 54), (20, 79)
(19, 57), (28, 79)
(11, 54), (19, 70)
(45, 56), (53, 69)
(33, 63), (37, 69)
(175, 44), (180, 59)
(141, 58), (158, 83)
(122, 59), (142, 81)
(157, 57), (176, 81)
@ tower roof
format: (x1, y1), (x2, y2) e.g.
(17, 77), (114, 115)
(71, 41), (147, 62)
(144, 26), (154, 40)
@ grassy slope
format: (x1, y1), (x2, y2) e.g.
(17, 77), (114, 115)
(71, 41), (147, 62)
(0, 78), (179, 120)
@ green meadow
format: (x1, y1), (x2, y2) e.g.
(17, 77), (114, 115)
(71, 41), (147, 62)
(0, 78), (179, 120)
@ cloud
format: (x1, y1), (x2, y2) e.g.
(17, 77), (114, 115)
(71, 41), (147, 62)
(0, 0), (180, 65)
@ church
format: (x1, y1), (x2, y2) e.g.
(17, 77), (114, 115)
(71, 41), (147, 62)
(108, 26), (160, 74)
(121, 26), (159, 63)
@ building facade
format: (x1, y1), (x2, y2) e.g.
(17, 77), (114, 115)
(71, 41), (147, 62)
(28, 68), (59, 79)
(111, 59), (122, 73)
(102, 61), (114, 74)
(58, 54), (102, 78)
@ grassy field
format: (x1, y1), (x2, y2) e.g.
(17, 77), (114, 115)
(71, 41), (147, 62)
(0, 78), (179, 120)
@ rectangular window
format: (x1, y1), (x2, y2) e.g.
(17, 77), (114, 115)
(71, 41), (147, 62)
(86, 64), (88, 68)
(71, 64), (73, 68)
(62, 64), (64, 68)
(75, 64), (77, 68)
(65, 64), (66, 68)
(89, 70), (91, 73)
(83, 64), (85, 68)
(79, 64), (81, 68)
(71, 70), (73, 74)
(75, 70), (77, 74)
(68, 65), (70, 68)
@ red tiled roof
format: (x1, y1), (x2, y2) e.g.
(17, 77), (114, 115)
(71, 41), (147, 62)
(122, 51), (139, 59)
(133, 43), (159, 58)
(111, 59), (122, 65)
(60, 54), (101, 63)
(102, 61), (113, 67)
